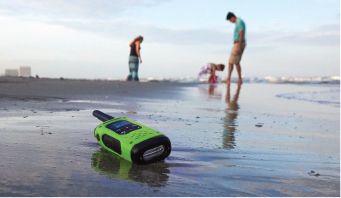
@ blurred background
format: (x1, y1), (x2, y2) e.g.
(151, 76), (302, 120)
(0, 0), (339, 80)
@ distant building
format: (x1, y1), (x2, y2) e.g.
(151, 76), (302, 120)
(19, 66), (31, 77)
(5, 69), (19, 77)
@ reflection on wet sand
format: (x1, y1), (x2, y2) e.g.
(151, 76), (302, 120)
(91, 149), (170, 187)
(208, 84), (216, 95)
(223, 83), (242, 149)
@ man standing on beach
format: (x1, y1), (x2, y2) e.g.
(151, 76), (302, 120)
(226, 12), (246, 84)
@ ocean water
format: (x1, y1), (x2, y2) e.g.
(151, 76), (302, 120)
(0, 82), (339, 196)
(146, 75), (340, 84)
(276, 84), (340, 107)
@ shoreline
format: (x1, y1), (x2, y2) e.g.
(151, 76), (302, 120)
(1, 75), (339, 85)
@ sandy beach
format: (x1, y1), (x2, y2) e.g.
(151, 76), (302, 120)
(0, 77), (339, 196)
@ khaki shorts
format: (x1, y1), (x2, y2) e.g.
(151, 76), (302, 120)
(229, 42), (246, 64)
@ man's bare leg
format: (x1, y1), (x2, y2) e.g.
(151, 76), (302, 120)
(236, 64), (242, 84)
(226, 63), (234, 84)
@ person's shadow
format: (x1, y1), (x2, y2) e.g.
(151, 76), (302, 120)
(223, 83), (242, 149)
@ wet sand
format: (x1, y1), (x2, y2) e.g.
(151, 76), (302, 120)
(0, 77), (339, 196)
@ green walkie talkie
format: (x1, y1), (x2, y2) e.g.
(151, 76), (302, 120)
(92, 110), (171, 164)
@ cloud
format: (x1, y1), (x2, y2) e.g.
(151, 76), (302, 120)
(0, 0), (338, 48)
(0, 0), (230, 46)
(0, 0), (231, 46)
(49, 18), (232, 45)
(0, 0), (169, 19)
(274, 24), (340, 46)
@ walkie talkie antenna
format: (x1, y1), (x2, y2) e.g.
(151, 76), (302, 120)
(93, 110), (114, 122)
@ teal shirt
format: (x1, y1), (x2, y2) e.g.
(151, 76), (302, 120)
(234, 18), (246, 42)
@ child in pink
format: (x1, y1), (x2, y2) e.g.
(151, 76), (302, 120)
(198, 63), (225, 83)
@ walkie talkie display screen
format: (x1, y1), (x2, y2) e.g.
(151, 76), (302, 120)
(106, 120), (141, 134)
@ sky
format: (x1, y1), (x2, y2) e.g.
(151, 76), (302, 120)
(0, 0), (339, 79)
